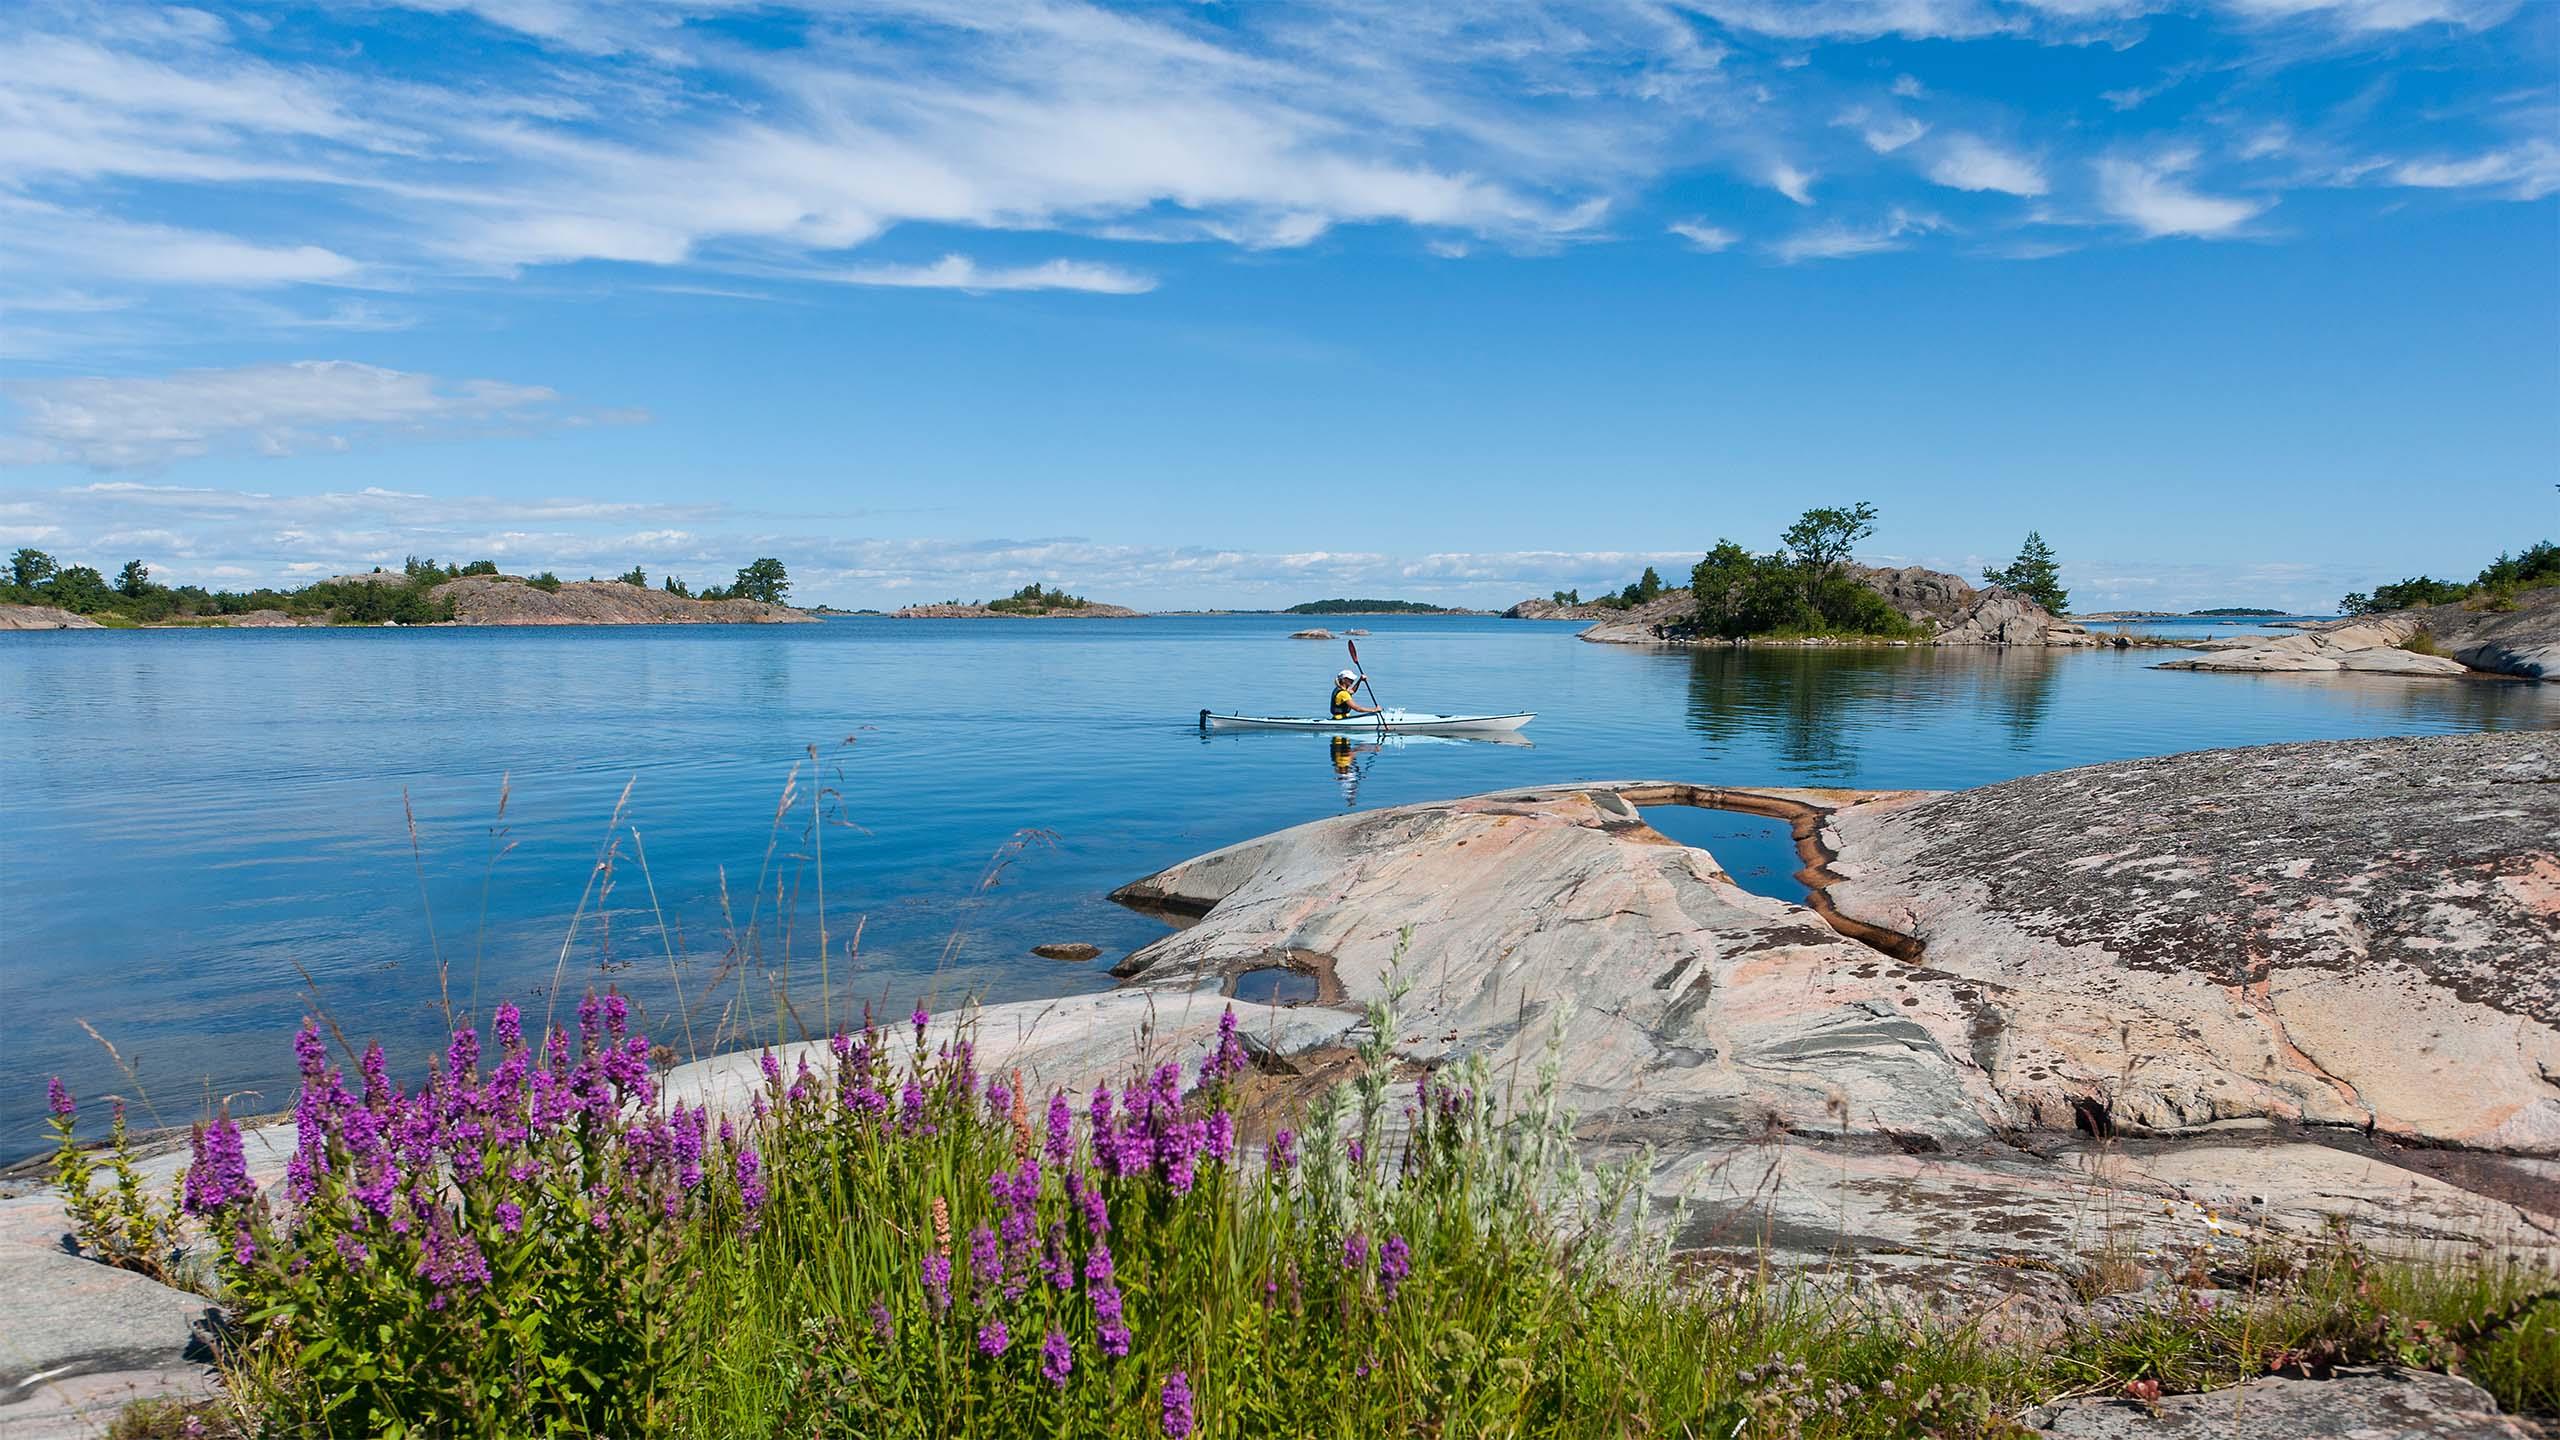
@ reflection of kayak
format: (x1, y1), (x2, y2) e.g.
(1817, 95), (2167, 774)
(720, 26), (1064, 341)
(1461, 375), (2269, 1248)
(1200, 709), (1533, 735)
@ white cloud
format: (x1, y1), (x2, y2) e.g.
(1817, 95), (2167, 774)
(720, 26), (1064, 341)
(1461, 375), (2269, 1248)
(1926, 135), (2049, 196)
(1767, 161), (1818, 205)
(0, 196), (359, 287)
(0, 362), (621, 469)
(819, 255), (1159, 295)
(1835, 106), (1929, 153)
(1891, 74), (1929, 99)
(1770, 207), (1947, 262)
(2095, 156), (2272, 237)
(1668, 220), (1740, 252)
(2389, 141), (2560, 200)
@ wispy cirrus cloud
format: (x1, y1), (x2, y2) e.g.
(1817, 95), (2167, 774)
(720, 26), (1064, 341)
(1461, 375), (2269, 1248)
(0, 361), (634, 469)
(1926, 135), (2049, 197)
(2095, 154), (2272, 237)
(818, 255), (1158, 295)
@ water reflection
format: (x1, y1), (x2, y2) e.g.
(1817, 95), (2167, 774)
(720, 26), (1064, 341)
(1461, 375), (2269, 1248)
(1683, 647), (1916, 776)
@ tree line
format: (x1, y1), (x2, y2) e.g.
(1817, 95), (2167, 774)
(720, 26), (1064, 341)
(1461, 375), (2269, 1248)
(2340, 543), (2555, 616)
(1, 548), (793, 624)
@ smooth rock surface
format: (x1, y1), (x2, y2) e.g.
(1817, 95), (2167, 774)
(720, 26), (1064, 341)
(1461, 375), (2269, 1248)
(0, 1196), (217, 1439)
(1821, 732), (2560, 1152)
(1032, 942), (1104, 962)
(2025, 1366), (2540, 1439)
(0, 605), (102, 631)
(433, 576), (816, 625)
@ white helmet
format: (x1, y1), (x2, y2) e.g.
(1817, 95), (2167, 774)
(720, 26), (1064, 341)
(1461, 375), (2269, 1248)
(1337, 669), (1358, 682)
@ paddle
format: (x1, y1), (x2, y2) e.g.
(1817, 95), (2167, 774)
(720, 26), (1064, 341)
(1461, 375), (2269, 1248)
(1347, 639), (1385, 731)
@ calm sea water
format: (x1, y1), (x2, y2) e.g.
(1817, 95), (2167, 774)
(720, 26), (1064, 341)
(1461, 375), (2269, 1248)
(4, 615), (2552, 1156)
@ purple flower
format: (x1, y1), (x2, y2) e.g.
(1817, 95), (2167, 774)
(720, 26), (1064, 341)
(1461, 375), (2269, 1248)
(1045, 1091), (1075, 1165)
(334, 1233), (369, 1266)
(1206, 1111), (1235, 1164)
(46, 1076), (72, 1119)
(1342, 1231), (1370, 1273)
(1347, 1138), (1365, 1166)
(985, 1075), (1011, 1119)
(976, 1320), (1010, 1357)
(1379, 1235), (1412, 1301)
(1041, 1329), (1073, 1388)
(1160, 1370), (1195, 1438)
(181, 1114), (255, 1216)
(497, 1201), (524, 1235)
(1084, 1239), (1116, 1286)
(294, 1021), (331, 1083)
(868, 1300), (894, 1343)
(416, 1207), (490, 1307)
(911, 1006), (930, 1040)
(1268, 1129), (1298, 1173)
(1198, 1007), (1250, 1086)
(900, 1079), (927, 1132)
(968, 1224), (1000, 1300)
(760, 1051), (783, 1088)
(445, 1026), (479, 1092)
(494, 1002), (524, 1053)
(735, 1145), (767, 1226)
(922, 1253), (952, 1314)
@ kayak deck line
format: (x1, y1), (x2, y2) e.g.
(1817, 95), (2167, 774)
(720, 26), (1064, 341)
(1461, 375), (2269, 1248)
(1198, 709), (1534, 735)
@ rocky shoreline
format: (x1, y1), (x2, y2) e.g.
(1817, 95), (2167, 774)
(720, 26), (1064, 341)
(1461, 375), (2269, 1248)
(11, 733), (2552, 1434)
(887, 600), (1142, 619)
(1509, 564), (2101, 650)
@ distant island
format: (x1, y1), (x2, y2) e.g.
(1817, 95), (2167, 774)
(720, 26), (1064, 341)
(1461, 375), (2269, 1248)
(891, 583), (1139, 619)
(0, 549), (810, 628)
(1282, 599), (1466, 615)
(2075, 607), (2298, 621)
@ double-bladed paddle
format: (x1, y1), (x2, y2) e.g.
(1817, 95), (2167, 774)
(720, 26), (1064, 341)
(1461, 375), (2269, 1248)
(1347, 639), (1385, 731)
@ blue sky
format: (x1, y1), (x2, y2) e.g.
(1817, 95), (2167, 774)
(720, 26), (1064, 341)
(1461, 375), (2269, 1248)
(0, 0), (2552, 611)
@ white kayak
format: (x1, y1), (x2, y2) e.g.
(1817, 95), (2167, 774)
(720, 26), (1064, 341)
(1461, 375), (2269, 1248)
(1200, 708), (1533, 735)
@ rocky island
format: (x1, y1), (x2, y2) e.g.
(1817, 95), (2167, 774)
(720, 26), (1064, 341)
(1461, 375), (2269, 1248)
(1509, 563), (2099, 649)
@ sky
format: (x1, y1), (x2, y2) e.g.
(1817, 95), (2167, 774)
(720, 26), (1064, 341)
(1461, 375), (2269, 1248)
(0, 0), (2553, 613)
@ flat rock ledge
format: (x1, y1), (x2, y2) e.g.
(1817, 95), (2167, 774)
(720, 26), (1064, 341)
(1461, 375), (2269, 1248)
(2158, 588), (2558, 681)
(2025, 1367), (2542, 1439)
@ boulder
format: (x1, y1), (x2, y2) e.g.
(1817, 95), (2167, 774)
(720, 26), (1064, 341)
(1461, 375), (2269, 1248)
(2025, 1366), (2538, 1439)
(1851, 563), (1981, 626)
(1031, 942), (1103, 962)
(0, 605), (102, 631)
(1931, 588), (2099, 647)
(1289, 628), (1333, 640)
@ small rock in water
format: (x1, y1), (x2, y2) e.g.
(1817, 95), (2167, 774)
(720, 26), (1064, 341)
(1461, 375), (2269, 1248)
(1289, 628), (1333, 639)
(1031, 942), (1103, 962)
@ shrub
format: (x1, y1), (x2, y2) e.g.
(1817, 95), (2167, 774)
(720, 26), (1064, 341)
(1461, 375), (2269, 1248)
(528, 572), (563, 593)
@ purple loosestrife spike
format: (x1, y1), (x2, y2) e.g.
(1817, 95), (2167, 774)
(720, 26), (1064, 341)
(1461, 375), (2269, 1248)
(181, 1115), (254, 1216)
(1160, 1371), (1196, 1439)
(1041, 1329), (1074, 1388)
(868, 1301), (894, 1343)
(578, 993), (603, 1048)
(494, 1002), (523, 1052)
(967, 1225), (999, 1300)
(1343, 1232), (1370, 1273)
(334, 1234), (368, 1266)
(47, 1077), (72, 1119)
(1045, 1092), (1075, 1165)
(294, 1020), (328, 1082)
(760, 1051), (782, 1088)
(922, 1253), (952, 1314)
(1092, 1279), (1131, 1358)
(1379, 1235), (1412, 1301)
(1269, 1129), (1298, 1173)
(900, 1079), (927, 1133)
(603, 992), (628, 1039)
(736, 1145), (767, 1227)
(1347, 1138), (1365, 1166)
(497, 1201), (524, 1235)
(1207, 1111), (1235, 1164)
(1084, 1240), (1116, 1286)
(976, 1320), (1010, 1357)
(911, 1006), (929, 1042)
(232, 1221), (258, 1268)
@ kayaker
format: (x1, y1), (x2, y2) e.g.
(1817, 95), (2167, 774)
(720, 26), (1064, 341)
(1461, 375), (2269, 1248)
(1330, 668), (1380, 720)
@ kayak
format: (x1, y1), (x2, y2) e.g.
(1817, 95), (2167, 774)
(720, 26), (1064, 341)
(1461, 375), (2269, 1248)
(1200, 708), (1534, 735)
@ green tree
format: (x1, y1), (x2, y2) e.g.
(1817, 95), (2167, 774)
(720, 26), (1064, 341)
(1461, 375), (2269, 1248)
(1549, 588), (1580, 606)
(731, 558), (790, 605)
(529, 572), (563, 593)
(662, 575), (692, 598)
(2341, 577), (2468, 615)
(116, 560), (152, 598)
(1780, 502), (1878, 597)
(1983, 531), (2070, 614)
(50, 565), (112, 613)
(618, 565), (648, 587)
(1690, 541), (1796, 638)
(459, 560), (500, 577)
(10, 548), (58, 589)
